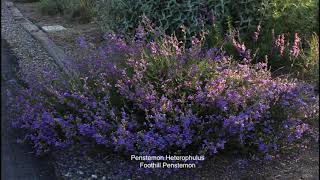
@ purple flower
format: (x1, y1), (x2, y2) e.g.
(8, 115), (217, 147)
(264, 154), (272, 161)
(12, 27), (319, 171)
(78, 124), (96, 136)
(78, 36), (88, 49)
(216, 99), (228, 111)
(258, 143), (268, 153)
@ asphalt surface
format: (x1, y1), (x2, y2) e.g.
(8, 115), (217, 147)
(1, 39), (57, 180)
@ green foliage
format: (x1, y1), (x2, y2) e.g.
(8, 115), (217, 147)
(38, 0), (60, 15)
(267, 0), (319, 38)
(208, 0), (270, 32)
(97, 0), (318, 46)
(300, 34), (319, 89)
(206, 23), (224, 48)
(203, 0), (319, 88)
(97, 0), (209, 40)
(256, 0), (318, 85)
(218, 0), (319, 39)
(95, 0), (275, 40)
(38, 0), (96, 23)
(65, 0), (97, 23)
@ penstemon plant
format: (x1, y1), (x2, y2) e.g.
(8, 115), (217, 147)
(12, 20), (319, 175)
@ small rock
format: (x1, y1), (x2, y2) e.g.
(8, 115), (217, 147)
(301, 174), (313, 179)
(102, 176), (106, 180)
(275, 175), (281, 178)
(91, 174), (98, 179)
(42, 25), (66, 32)
(64, 172), (71, 177)
(77, 170), (84, 175)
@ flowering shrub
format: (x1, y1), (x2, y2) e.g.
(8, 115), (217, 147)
(303, 34), (319, 90)
(208, 23), (319, 91)
(265, 0), (319, 38)
(258, 30), (319, 88)
(12, 25), (318, 168)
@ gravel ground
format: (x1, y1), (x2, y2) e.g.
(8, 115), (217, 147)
(1, 0), (62, 85)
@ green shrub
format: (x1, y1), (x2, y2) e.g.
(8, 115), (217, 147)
(212, 0), (319, 41)
(38, 0), (60, 15)
(96, 0), (318, 42)
(204, 0), (319, 88)
(96, 0), (269, 40)
(38, 0), (96, 23)
(300, 33), (319, 89)
(97, 0), (206, 40)
(267, 0), (319, 38)
(239, 0), (319, 48)
(207, 26), (319, 90)
(62, 0), (97, 23)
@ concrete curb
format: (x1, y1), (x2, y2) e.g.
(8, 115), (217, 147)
(5, 0), (78, 78)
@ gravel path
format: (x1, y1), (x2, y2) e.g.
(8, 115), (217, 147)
(1, 1), (61, 179)
(1, 0), (62, 85)
(1, 39), (57, 180)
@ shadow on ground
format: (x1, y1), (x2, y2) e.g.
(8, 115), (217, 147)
(1, 39), (57, 180)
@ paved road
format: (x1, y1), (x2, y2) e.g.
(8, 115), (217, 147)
(1, 39), (57, 180)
